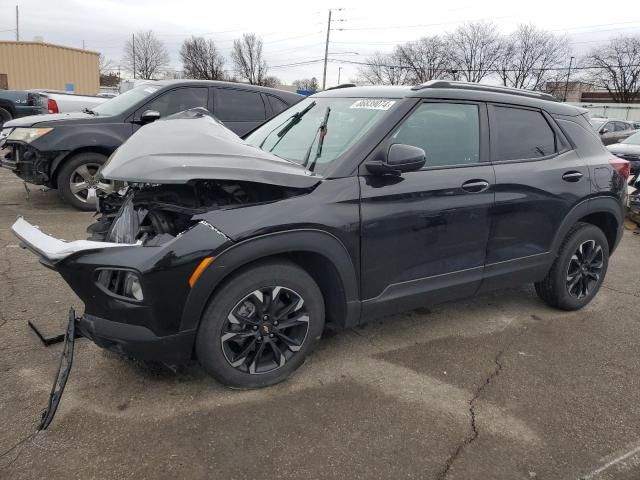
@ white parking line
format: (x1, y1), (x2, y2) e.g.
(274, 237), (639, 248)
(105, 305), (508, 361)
(581, 442), (640, 479)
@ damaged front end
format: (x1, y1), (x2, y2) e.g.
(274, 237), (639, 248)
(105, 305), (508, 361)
(89, 179), (304, 246)
(12, 108), (320, 360)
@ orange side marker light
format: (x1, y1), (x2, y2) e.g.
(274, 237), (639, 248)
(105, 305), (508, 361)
(189, 256), (215, 288)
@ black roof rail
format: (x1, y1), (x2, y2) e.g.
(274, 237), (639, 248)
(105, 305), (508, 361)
(325, 83), (356, 91)
(411, 80), (560, 103)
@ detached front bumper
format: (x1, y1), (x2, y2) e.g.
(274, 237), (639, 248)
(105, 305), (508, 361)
(11, 216), (136, 264)
(12, 216), (227, 364)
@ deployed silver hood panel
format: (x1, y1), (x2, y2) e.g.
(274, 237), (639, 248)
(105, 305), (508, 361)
(100, 109), (321, 189)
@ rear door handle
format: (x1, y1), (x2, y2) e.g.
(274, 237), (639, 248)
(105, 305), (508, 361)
(461, 179), (490, 193)
(562, 171), (583, 182)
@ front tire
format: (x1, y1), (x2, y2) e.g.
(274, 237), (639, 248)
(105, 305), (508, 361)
(196, 260), (325, 388)
(57, 152), (114, 211)
(535, 222), (609, 310)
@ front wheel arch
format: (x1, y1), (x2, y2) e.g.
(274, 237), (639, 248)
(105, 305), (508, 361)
(180, 230), (361, 333)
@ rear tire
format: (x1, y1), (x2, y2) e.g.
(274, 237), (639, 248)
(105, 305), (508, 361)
(535, 222), (609, 310)
(57, 152), (112, 211)
(0, 107), (12, 128)
(196, 260), (325, 388)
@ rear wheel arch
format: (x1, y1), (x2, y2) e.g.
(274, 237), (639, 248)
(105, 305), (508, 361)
(550, 197), (623, 256)
(180, 230), (360, 332)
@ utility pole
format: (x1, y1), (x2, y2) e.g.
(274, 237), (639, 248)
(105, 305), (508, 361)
(15, 5), (19, 41)
(132, 33), (136, 80)
(322, 10), (332, 91)
(563, 56), (575, 103)
(321, 8), (344, 90)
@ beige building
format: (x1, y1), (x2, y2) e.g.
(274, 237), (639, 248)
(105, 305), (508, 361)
(0, 41), (99, 95)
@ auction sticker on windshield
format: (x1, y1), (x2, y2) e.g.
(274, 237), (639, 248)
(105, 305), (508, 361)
(350, 99), (396, 110)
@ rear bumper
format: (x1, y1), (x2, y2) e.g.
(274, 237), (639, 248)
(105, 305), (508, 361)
(77, 313), (196, 363)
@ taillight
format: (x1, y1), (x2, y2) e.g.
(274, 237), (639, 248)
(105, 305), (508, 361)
(609, 157), (630, 180)
(47, 98), (59, 114)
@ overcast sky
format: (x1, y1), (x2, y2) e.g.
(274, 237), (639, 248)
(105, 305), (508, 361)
(2, 0), (640, 86)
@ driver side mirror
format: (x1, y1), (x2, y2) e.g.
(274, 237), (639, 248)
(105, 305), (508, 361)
(140, 110), (161, 124)
(366, 143), (426, 175)
(600, 128), (609, 134)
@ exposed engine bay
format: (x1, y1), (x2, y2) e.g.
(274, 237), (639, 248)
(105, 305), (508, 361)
(88, 180), (306, 244)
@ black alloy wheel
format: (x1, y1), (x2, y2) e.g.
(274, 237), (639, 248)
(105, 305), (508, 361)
(221, 286), (310, 375)
(196, 260), (325, 388)
(565, 240), (604, 299)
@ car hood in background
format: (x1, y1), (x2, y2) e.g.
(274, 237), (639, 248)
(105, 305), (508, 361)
(3, 111), (96, 128)
(100, 109), (322, 189)
(607, 143), (640, 156)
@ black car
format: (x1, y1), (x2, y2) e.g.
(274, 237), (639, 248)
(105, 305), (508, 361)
(0, 80), (302, 210)
(608, 130), (640, 175)
(12, 81), (628, 390)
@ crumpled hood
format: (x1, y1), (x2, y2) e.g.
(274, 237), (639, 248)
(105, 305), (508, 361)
(100, 109), (322, 189)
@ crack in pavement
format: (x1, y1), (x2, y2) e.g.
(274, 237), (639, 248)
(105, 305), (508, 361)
(602, 284), (640, 299)
(436, 327), (528, 480)
(436, 348), (505, 480)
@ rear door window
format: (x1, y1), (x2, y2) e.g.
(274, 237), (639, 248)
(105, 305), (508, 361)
(214, 88), (266, 122)
(490, 106), (556, 161)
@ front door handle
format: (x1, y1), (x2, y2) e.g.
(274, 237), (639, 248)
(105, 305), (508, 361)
(461, 179), (490, 193)
(562, 171), (583, 182)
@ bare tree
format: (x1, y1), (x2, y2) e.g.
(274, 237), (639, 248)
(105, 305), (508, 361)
(497, 24), (569, 90)
(180, 36), (225, 80)
(98, 54), (114, 75)
(262, 76), (281, 88)
(231, 33), (268, 85)
(123, 30), (170, 80)
(447, 21), (502, 83)
(356, 52), (409, 85)
(293, 77), (320, 90)
(586, 36), (640, 103)
(394, 36), (454, 83)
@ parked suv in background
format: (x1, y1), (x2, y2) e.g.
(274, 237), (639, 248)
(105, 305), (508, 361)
(0, 80), (302, 210)
(13, 81), (628, 389)
(590, 117), (638, 145)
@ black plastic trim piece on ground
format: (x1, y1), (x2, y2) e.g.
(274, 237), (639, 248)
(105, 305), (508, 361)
(37, 309), (78, 430)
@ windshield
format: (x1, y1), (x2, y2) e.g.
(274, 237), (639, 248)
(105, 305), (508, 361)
(622, 131), (640, 145)
(589, 118), (607, 130)
(245, 97), (397, 175)
(92, 84), (160, 116)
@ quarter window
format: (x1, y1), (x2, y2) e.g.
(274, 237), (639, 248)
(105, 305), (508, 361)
(492, 106), (556, 161)
(214, 88), (265, 122)
(141, 87), (208, 118)
(391, 102), (480, 167)
(267, 95), (289, 115)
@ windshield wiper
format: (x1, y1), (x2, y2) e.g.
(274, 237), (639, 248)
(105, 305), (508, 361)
(82, 107), (97, 115)
(258, 101), (316, 150)
(302, 106), (331, 172)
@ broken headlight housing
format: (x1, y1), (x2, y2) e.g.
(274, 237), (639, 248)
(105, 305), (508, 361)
(96, 269), (144, 301)
(7, 127), (53, 143)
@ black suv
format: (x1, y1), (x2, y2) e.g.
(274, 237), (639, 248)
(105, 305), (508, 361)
(12, 81), (628, 389)
(0, 80), (302, 210)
